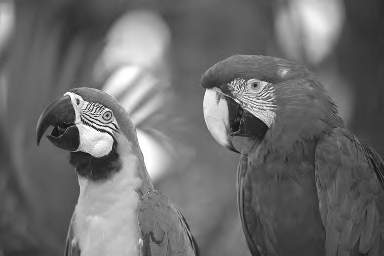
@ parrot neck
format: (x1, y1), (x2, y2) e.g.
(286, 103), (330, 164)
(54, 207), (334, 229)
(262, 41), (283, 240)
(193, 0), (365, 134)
(72, 134), (152, 256)
(69, 134), (154, 194)
(267, 83), (343, 152)
(265, 120), (341, 153)
(119, 136), (154, 195)
(69, 143), (121, 181)
(74, 153), (143, 256)
(119, 126), (154, 195)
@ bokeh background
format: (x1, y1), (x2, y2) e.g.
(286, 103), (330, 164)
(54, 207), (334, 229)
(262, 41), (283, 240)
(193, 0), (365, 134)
(1, 0), (383, 255)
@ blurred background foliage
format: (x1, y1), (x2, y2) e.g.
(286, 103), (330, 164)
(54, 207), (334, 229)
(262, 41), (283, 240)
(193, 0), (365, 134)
(0, 0), (383, 255)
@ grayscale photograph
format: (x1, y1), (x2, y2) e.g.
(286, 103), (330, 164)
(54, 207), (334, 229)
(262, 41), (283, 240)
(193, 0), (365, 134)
(0, 1), (383, 256)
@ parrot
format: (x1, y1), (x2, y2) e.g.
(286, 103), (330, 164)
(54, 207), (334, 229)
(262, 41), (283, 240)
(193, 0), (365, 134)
(36, 87), (199, 256)
(201, 55), (384, 256)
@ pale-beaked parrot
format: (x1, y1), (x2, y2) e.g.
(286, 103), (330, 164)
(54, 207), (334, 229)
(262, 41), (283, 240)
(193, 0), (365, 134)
(202, 55), (384, 256)
(36, 87), (198, 256)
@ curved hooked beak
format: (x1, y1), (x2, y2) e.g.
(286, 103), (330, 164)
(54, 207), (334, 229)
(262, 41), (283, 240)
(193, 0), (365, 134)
(203, 88), (268, 153)
(36, 95), (79, 151)
(203, 88), (239, 153)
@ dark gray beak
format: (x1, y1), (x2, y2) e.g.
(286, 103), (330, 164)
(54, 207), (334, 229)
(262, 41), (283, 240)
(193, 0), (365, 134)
(36, 95), (79, 151)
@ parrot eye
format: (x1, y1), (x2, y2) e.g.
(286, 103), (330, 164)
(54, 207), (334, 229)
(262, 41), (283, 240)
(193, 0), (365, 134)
(102, 110), (113, 122)
(247, 79), (260, 89)
(247, 79), (268, 93)
(250, 82), (259, 89)
(75, 98), (81, 105)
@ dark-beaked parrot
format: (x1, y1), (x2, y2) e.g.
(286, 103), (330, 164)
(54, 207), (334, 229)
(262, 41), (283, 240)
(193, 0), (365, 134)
(36, 87), (198, 256)
(201, 55), (384, 256)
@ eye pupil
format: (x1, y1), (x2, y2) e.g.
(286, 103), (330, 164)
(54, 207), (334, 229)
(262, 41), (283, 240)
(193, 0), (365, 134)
(103, 111), (112, 121)
(76, 99), (80, 105)
(252, 82), (258, 88)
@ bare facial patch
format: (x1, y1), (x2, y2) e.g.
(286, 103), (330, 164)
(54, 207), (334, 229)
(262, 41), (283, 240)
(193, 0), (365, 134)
(227, 78), (277, 128)
(64, 92), (119, 157)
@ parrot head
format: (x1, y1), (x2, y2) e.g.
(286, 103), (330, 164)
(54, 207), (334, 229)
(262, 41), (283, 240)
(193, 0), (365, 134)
(36, 87), (142, 180)
(202, 55), (342, 153)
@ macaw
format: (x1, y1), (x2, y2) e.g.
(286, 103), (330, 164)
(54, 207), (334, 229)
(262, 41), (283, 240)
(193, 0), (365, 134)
(201, 55), (384, 256)
(36, 87), (198, 256)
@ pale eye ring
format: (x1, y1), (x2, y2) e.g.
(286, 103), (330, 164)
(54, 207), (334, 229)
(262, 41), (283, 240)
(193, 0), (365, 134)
(247, 79), (268, 91)
(250, 82), (258, 89)
(247, 79), (260, 89)
(102, 110), (113, 121)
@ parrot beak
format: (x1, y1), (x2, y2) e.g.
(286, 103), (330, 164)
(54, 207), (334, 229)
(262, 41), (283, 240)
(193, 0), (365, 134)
(203, 88), (239, 153)
(203, 87), (268, 153)
(36, 95), (80, 151)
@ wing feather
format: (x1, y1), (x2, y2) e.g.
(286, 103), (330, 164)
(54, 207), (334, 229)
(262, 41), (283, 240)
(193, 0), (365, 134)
(315, 128), (384, 255)
(138, 190), (198, 256)
(362, 144), (384, 188)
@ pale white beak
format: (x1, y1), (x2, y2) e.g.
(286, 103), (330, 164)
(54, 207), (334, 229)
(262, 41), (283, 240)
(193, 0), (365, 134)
(203, 88), (233, 150)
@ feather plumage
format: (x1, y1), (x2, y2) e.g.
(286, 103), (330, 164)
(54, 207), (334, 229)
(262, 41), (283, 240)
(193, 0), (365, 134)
(201, 55), (384, 256)
(64, 214), (81, 256)
(37, 88), (199, 256)
(315, 128), (384, 255)
(139, 191), (199, 256)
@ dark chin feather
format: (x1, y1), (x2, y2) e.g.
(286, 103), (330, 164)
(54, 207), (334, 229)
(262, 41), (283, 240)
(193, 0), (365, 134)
(69, 141), (121, 181)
